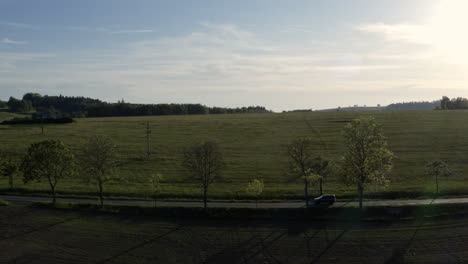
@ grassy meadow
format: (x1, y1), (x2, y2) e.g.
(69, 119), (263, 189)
(0, 111), (27, 123)
(1, 110), (468, 200)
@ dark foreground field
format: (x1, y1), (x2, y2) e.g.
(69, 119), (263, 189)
(2, 110), (468, 200)
(2, 203), (468, 263)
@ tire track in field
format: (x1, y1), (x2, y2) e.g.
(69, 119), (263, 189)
(241, 230), (288, 264)
(96, 227), (181, 264)
(0, 215), (81, 241)
(309, 228), (348, 264)
(204, 228), (282, 264)
(283, 227), (325, 263)
(393, 198), (435, 261)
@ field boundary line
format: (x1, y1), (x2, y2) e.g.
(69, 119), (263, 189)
(310, 228), (347, 264)
(97, 227), (180, 264)
(0, 215), (81, 241)
(242, 230), (288, 263)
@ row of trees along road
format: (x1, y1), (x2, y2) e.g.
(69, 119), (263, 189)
(0, 116), (455, 209)
(287, 117), (394, 208)
(19, 137), (118, 207)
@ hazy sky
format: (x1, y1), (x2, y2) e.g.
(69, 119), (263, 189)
(1, 0), (467, 111)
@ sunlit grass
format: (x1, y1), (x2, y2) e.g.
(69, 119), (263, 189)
(1, 110), (468, 200)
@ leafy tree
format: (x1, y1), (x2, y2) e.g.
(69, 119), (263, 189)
(440, 96), (450, 110)
(246, 179), (264, 208)
(7, 97), (34, 113)
(0, 100), (7, 109)
(341, 117), (393, 208)
(426, 160), (452, 194)
(148, 173), (163, 207)
(80, 136), (119, 208)
(311, 156), (330, 196)
(20, 140), (75, 205)
(287, 137), (322, 207)
(182, 141), (224, 209)
(1, 158), (18, 189)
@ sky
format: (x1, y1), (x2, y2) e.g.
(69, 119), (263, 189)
(1, 0), (468, 111)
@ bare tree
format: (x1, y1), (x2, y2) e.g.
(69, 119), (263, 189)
(182, 141), (224, 209)
(426, 160), (452, 194)
(311, 156), (330, 196)
(304, 122), (332, 196)
(287, 137), (321, 207)
(1, 158), (18, 189)
(80, 136), (119, 208)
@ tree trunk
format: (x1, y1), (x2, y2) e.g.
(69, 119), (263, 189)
(436, 175), (439, 194)
(8, 174), (13, 189)
(358, 184), (364, 209)
(319, 179), (323, 195)
(203, 186), (208, 210)
(98, 181), (104, 208)
(304, 179), (309, 207)
(51, 185), (56, 205)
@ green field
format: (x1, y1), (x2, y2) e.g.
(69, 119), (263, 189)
(1, 110), (468, 200)
(0, 111), (27, 122)
(2, 203), (468, 263)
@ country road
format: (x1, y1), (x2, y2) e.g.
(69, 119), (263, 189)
(3, 194), (468, 208)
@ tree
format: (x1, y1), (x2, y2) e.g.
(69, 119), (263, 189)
(182, 141), (224, 209)
(246, 179), (264, 208)
(7, 97), (33, 113)
(311, 156), (330, 196)
(426, 160), (452, 194)
(287, 137), (322, 207)
(0, 100), (7, 109)
(148, 173), (163, 207)
(440, 96), (450, 110)
(80, 136), (119, 208)
(1, 158), (18, 189)
(341, 117), (393, 208)
(20, 140), (75, 205)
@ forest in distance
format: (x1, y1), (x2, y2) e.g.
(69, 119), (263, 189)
(2, 93), (468, 120)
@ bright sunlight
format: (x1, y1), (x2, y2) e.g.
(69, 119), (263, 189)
(430, 0), (468, 64)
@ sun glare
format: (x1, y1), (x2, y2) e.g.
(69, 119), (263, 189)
(429, 0), (468, 64)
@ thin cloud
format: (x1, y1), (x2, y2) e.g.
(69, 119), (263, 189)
(0, 21), (40, 30)
(110, 29), (154, 34)
(356, 22), (431, 44)
(1, 38), (28, 45)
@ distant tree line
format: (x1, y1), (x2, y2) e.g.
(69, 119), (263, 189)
(1, 117), (74, 125)
(0, 100), (7, 109)
(22, 93), (102, 114)
(6, 97), (34, 113)
(282, 109), (313, 113)
(439, 96), (468, 110)
(3, 93), (270, 117)
(87, 103), (270, 117)
(386, 101), (440, 111)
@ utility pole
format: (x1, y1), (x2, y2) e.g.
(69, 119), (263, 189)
(146, 121), (151, 159)
(40, 115), (44, 135)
